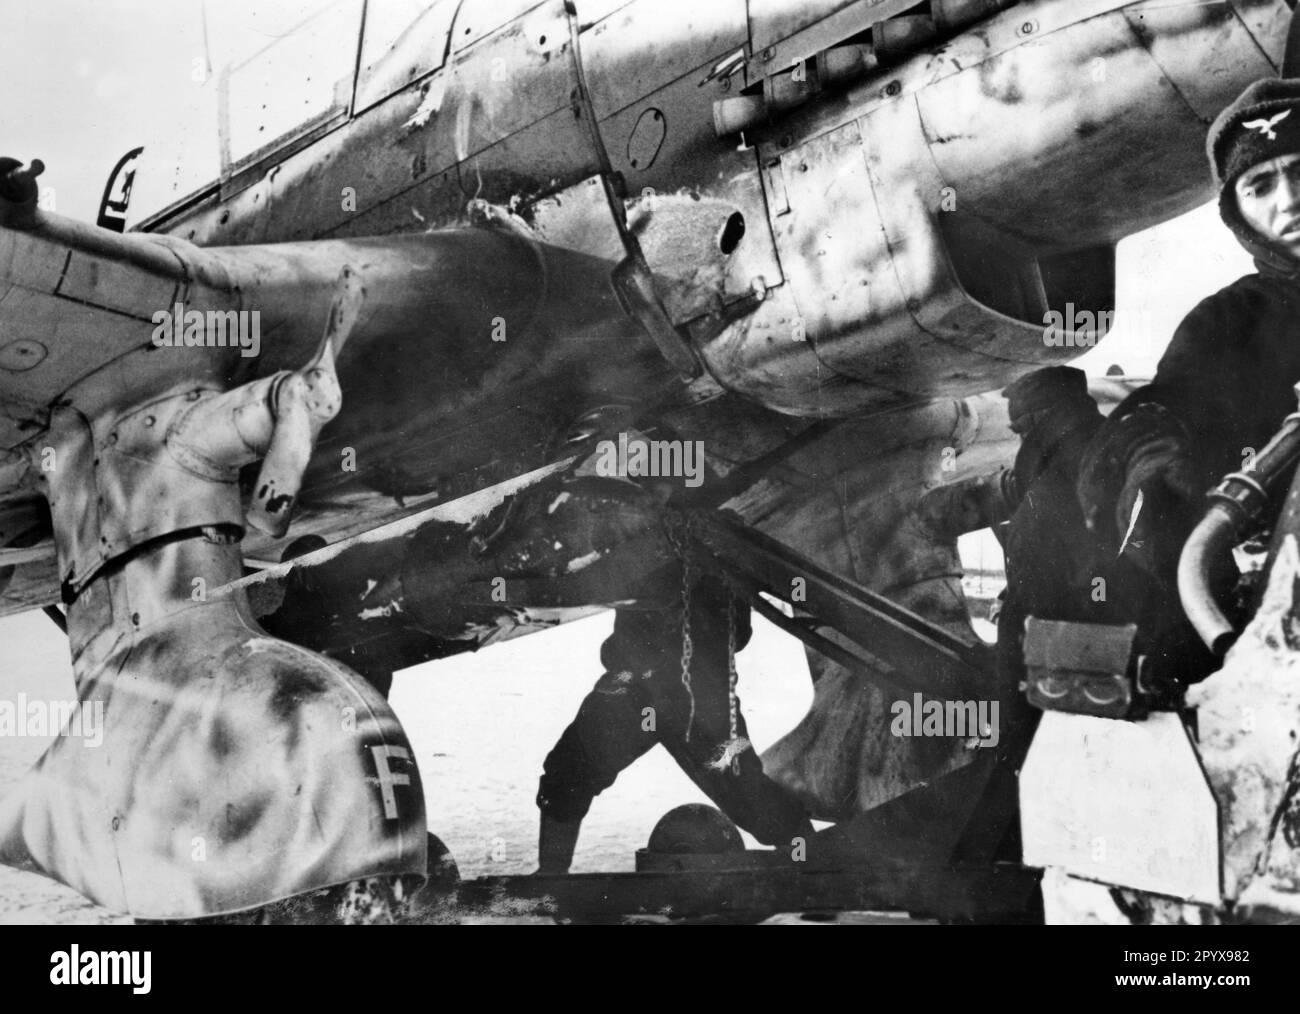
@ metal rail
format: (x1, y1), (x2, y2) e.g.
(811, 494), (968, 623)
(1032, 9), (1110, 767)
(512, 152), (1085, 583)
(454, 861), (1040, 923)
(687, 511), (991, 700)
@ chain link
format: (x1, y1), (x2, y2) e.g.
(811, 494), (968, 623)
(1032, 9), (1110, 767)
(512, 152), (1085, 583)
(664, 510), (745, 771)
(665, 511), (696, 743)
(726, 592), (740, 775)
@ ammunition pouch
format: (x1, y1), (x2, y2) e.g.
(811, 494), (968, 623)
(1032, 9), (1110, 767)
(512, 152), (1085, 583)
(1022, 618), (1183, 720)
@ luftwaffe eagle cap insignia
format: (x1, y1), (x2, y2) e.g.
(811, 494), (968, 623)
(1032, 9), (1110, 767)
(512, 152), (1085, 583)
(1209, 78), (1300, 187)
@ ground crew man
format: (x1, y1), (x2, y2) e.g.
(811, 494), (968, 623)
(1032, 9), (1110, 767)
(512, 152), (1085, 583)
(535, 549), (814, 874)
(1073, 79), (1300, 680)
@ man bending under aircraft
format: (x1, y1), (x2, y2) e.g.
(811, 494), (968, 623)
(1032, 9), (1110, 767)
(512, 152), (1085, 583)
(534, 556), (814, 873)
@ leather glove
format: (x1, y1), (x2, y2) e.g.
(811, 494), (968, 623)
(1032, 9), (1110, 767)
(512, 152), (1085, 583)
(1077, 404), (1202, 571)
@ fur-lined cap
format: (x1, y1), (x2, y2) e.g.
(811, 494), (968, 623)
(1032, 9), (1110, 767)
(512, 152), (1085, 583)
(1208, 78), (1300, 279)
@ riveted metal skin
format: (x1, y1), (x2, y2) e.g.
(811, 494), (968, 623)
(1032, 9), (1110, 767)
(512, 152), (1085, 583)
(702, 0), (1288, 414)
(39, 396), (246, 597)
(0, 0), (1296, 918)
(0, 266), (435, 917)
(2, 1), (1292, 613)
(0, 374), (428, 917)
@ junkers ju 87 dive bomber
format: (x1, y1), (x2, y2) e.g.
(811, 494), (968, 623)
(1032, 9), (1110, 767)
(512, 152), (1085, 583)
(1, 0), (1299, 925)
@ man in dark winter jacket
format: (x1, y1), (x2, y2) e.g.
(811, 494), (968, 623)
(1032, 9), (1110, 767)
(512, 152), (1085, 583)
(999, 369), (1119, 670)
(1076, 78), (1300, 680)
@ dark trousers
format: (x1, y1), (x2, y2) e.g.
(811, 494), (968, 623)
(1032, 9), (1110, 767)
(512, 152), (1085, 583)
(537, 598), (810, 847)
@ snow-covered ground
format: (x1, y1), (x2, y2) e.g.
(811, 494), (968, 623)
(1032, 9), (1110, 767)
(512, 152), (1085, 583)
(0, 612), (129, 925)
(0, 606), (817, 923)
(0, 532), (1007, 923)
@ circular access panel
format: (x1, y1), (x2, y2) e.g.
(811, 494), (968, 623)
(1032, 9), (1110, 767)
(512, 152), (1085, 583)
(0, 339), (47, 371)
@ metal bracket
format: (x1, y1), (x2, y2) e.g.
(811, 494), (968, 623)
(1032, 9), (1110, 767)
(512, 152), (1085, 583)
(685, 511), (990, 700)
(564, 1), (702, 379)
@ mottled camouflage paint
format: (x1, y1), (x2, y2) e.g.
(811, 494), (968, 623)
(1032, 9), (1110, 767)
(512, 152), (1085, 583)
(0, 381), (427, 919)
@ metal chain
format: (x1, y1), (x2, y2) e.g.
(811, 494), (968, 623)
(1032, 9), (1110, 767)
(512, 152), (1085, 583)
(726, 592), (740, 775)
(665, 511), (696, 743)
